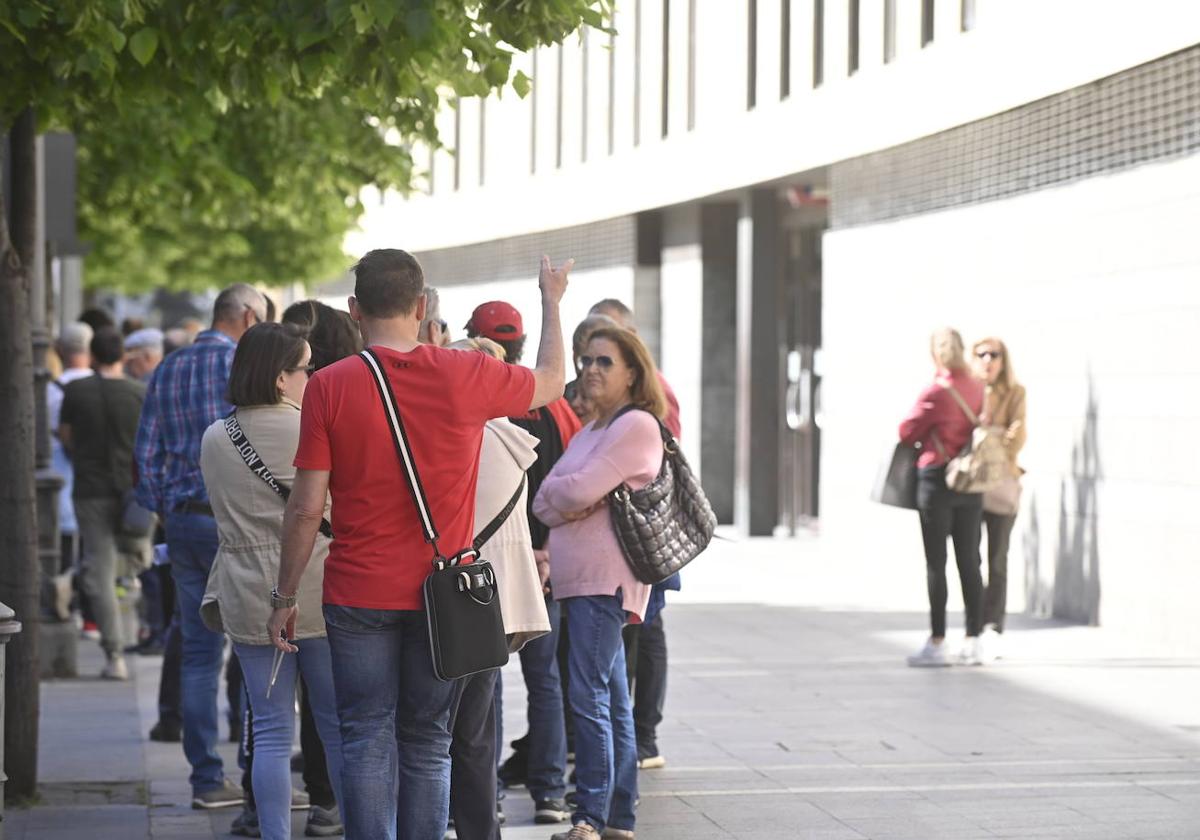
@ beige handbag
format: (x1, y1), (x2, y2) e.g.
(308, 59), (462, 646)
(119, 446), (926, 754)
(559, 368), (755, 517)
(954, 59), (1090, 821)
(983, 475), (1022, 515)
(932, 385), (1010, 494)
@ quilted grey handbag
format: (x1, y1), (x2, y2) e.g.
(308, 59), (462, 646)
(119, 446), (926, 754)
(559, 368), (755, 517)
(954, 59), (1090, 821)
(607, 407), (718, 585)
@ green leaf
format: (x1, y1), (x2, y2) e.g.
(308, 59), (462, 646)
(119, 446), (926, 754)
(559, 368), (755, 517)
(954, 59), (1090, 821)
(512, 70), (531, 98)
(0, 17), (28, 43)
(128, 27), (159, 65)
(350, 3), (373, 34)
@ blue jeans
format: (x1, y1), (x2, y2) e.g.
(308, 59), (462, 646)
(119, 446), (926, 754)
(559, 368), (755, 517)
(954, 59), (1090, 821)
(323, 605), (457, 840)
(166, 512), (225, 793)
(565, 594), (637, 832)
(519, 593), (568, 802)
(235, 639), (344, 840)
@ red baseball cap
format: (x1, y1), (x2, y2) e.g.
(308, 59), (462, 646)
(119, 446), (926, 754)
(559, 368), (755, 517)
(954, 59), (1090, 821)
(465, 301), (524, 341)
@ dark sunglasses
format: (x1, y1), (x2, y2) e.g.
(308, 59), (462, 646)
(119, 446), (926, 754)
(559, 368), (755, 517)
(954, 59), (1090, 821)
(286, 364), (316, 377)
(578, 354), (615, 370)
(976, 350), (1003, 361)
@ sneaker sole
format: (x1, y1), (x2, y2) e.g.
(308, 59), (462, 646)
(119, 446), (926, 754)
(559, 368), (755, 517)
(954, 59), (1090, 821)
(305, 825), (344, 837)
(191, 798), (245, 810)
(637, 756), (666, 769)
(535, 812), (569, 824)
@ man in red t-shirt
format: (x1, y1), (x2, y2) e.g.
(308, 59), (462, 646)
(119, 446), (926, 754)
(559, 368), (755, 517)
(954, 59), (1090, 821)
(268, 249), (572, 840)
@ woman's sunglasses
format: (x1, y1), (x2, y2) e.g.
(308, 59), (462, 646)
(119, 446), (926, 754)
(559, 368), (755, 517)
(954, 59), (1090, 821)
(286, 364), (316, 377)
(975, 350), (1003, 361)
(578, 354), (615, 370)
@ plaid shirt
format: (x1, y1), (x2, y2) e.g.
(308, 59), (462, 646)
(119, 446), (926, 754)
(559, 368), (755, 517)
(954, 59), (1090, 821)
(134, 329), (236, 514)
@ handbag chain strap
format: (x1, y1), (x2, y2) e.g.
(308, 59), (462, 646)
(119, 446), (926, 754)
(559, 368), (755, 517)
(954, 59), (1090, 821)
(223, 412), (333, 539)
(359, 349), (478, 570)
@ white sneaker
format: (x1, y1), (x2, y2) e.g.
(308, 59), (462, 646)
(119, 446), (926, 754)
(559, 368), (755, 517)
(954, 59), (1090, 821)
(907, 639), (951, 667)
(102, 654), (129, 680)
(957, 636), (983, 666)
(980, 625), (1002, 662)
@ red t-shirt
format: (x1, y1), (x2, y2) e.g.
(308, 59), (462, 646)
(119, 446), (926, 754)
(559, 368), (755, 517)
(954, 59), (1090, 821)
(898, 368), (986, 469)
(294, 345), (535, 609)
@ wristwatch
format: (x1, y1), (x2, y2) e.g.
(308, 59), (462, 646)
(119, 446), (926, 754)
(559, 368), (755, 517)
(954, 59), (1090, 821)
(270, 587), (297, 609)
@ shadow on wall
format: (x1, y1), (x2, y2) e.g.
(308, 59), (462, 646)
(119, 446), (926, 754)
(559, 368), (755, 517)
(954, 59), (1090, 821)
(1024, 374), (1102, 626)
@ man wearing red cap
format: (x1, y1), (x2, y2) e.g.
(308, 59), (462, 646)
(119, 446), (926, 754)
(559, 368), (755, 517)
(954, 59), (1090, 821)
(466, 300), (580, 824)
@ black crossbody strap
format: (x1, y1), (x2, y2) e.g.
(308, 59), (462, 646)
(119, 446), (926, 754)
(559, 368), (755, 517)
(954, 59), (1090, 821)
(473, 474), (526, 552)
(224, 413), (333, 539)
(360, 349), (479, 567)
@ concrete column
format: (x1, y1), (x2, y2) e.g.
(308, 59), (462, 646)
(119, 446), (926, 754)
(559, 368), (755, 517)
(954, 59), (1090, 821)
(735, 188), (783, 536)
(700, 203), (739, 524)
(634, 211), (663, 363)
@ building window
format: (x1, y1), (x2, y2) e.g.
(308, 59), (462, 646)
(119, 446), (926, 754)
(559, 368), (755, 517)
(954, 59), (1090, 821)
(607, 23), (617, 155)
(530, 51), (538, 174)
(582, 27), (589, 162)
(848, 0), (860, 75)
(661, 0), (670, 137)
(921, 0), (934, 47)
(478, 98), (486, 186)
(812, 0), (824, 88)
(687, 0), (696, 129)
(780, 0), (791, 99)
(747, 0), (758, 109)
(961, 0), (976, 31)
(452, 97), (461, 191)
(633, 0), (642, 146)
(883, 0), (895, 62)
(555, 44), (564, 168)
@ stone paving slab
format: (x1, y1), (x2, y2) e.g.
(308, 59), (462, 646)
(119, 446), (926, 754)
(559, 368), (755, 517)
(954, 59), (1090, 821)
(7, 604), (1200, 839)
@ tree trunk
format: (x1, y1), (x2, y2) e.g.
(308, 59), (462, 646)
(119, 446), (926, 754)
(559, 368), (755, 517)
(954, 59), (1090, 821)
(0, 108), (42, 802)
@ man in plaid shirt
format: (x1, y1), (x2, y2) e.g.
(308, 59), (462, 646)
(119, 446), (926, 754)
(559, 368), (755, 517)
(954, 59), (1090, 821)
(135, 283), (269, 809)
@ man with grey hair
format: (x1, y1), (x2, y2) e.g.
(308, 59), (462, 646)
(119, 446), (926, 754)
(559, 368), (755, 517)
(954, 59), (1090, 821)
(124, 328), (165, 382)
(418, 286), (450, 346)
(50, 322), (96, 587)
(134, 282), (268, 809)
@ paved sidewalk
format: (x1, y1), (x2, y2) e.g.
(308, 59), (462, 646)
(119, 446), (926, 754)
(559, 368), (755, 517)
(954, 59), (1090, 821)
(8, 604), (1200, 839)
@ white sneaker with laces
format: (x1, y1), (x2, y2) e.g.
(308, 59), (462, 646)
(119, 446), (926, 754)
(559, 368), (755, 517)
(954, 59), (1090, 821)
(958, 636), (984, 666)
(906, 639), (951, 667)
(102, 654), (129, 680)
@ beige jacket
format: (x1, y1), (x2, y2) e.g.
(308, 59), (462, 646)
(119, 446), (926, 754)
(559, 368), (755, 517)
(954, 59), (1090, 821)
(475, 419), (550, 652)
(199, 401), (331, 645)
(983, 383), (1028, 476)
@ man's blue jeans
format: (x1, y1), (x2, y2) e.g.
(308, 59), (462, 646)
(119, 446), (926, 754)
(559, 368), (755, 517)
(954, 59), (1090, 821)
(519, 593), (568, 802)
(235, 639), (344, 840)
(565, 594), (637, 833)
(166, 511), (226, 794)
(323, 605), (457, 840)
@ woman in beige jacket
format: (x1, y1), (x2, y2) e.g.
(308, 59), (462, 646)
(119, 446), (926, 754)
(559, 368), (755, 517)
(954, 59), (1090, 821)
(199, 323), (342, 840)
(972, 336), (1027, 653)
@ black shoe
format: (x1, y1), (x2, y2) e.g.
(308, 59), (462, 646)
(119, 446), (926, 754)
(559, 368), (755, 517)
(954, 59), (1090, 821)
(497, 748), (529, 789)
(229, 804), (261, 836)
(535, 798), (570, 824)
(149, 720), (182, 743)
(565, 790), (579, 809)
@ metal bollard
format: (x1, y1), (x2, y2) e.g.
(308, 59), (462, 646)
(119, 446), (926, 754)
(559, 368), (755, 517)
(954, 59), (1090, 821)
(0, 600), (24, 840)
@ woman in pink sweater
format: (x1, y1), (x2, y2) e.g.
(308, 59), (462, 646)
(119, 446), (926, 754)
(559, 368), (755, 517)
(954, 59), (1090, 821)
(532, 326), (667, 840)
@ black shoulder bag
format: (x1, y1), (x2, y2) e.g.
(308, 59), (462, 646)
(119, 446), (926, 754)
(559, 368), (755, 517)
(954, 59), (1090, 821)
(606, 406), (718, 584)
(359, 349), (509, 681)
(223, 413), (333, 539)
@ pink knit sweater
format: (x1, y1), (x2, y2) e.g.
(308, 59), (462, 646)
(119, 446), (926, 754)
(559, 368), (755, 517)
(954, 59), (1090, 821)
(532, 409), (663, 623)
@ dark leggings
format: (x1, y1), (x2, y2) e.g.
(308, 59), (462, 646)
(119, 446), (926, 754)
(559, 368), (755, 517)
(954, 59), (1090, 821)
(983, 512), (1017, 632)
(917, 467), (984, 638)
(621, 613), (667, 756)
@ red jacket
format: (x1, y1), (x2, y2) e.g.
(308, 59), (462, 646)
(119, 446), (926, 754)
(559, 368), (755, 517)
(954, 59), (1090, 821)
(899, 368), (985, 469)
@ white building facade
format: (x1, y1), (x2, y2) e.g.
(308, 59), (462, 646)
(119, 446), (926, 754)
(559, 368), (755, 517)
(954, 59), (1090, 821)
(337, 0), (1200, 651)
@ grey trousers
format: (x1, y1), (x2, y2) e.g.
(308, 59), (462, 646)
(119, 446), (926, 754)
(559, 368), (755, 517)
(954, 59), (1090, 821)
(75, 495), (151, 656)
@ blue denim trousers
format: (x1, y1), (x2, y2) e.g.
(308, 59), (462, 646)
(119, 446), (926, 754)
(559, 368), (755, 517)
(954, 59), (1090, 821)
(166, 511), (226, 793)
(323, 605), (457, 840)
(565, 594), (637, 832)
(519, 593), (568, 802)
(235, 639), (344, 840)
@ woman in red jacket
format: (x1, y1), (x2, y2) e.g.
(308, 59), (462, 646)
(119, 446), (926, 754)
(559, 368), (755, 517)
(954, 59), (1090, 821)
(899, 328), (987, 667)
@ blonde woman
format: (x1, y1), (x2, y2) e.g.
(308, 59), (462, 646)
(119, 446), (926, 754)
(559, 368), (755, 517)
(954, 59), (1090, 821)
(898, 328), (987, 667)
(972, 337), (1027, 653)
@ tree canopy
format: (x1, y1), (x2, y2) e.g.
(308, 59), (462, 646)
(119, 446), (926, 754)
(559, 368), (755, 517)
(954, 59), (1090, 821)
(2, 0), (611, 290)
